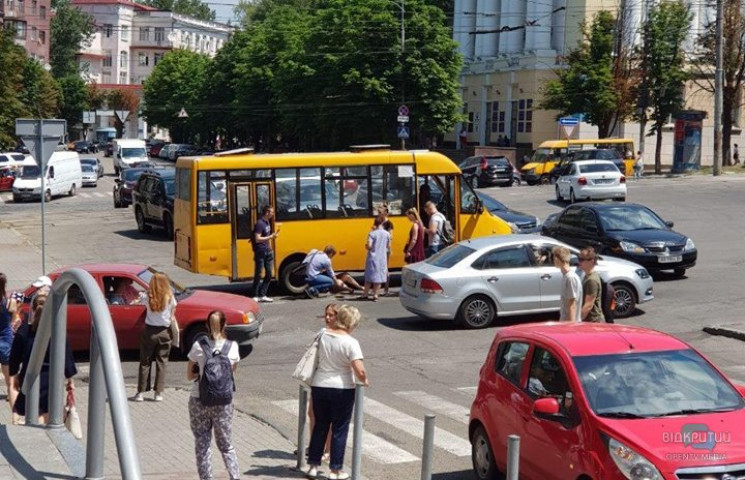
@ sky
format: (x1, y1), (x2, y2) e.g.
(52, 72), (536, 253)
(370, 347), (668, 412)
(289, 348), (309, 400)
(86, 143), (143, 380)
(209, 0), (240, 24)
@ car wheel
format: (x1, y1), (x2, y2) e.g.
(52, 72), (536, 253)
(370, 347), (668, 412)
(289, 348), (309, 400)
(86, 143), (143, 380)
(471, 424), (500, 480)
(570, 188), (577, 204)
(612, 282), (637, 318)
(135, 207), (152, 233)
(69, 184), (76, 196)
(280, 259), (308, 295)
(12, 195), (20, 203)
(540, 175), (550, 185)
(163, 213), (174, 239)
(555, 185), (562, 202)
(511, 176), (520, 187)
(673, 268), (686, 277)
(114, 193), (122, 208)
(458, 295), (495, 329)
(45, 189), (52, 202)
(526, 180), (536, 186)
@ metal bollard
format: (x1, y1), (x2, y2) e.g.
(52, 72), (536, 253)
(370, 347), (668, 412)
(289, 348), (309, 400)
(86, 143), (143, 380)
(351, 384), (365, 480)
(506, 434), (520, 480)
(420, 414), (436, 480)
(296, 385), (309, 471)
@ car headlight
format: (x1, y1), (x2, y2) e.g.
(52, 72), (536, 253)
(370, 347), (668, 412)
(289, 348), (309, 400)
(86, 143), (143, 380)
(620, 241), (645, 254)
(635, 268), (650, 279)
(242, 311), (255, 324)
(608, 438), (662, 480)
(507, 222), (518, 233)
(684, 238), (695, 250)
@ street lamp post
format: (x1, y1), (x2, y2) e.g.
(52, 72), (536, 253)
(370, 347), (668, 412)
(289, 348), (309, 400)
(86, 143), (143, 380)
(391, 0), (406, 150)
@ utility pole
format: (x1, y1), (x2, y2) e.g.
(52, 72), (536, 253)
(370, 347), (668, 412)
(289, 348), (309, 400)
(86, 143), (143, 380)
(713, 0), (723, 176)
(638, 0), (650, 156)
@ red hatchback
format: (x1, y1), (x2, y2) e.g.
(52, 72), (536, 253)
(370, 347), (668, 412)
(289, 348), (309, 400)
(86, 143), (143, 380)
(21, 264), (264, 353)
(469, 322), (745, 480)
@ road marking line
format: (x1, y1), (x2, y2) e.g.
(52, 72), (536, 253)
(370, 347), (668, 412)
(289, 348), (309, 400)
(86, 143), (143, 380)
(394, 391), (470, 424)
(273, 399), (418, 464)
(79, 193), (91, 198)
(0, 194), (10, 204)
(364, 398), (471, 456)
(456, 386), (477, 394)
(93, 192), (105, 198)
(106, 191), (113, 196)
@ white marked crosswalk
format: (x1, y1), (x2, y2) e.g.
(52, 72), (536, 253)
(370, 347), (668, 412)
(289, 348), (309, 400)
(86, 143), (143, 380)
(0, 190), (113, 203)
(393, 391), (470, 424)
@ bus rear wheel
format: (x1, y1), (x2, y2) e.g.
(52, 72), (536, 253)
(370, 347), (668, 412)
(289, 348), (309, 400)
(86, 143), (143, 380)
(280, 259), (308, 295)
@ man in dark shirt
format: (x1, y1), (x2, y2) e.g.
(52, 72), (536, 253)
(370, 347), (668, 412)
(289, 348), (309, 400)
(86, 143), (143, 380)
(252, 205), (278, 302)
(579, 247), (604, 322)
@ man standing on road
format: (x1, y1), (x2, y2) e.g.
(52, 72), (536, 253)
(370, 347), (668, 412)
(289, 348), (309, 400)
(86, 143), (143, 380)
(424, 201), (445, 258)
(733, 144), (740, 165)
(579, 247), (604, 322)
(634, 151), (644, 180)
(252, 205), (278, 303)
(552, 246), (582, 322)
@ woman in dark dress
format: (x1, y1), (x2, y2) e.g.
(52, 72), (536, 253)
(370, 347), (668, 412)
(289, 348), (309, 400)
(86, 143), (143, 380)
(10, 295), (77, 424)
(404, 208), (426, 263)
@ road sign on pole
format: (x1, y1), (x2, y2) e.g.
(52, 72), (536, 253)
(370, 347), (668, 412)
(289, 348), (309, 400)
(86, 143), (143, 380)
(398, 105), (409, 117)
(397, 125), (410, 139)
(397, 115), (409, 123)
(115, 110), (130, 122)
(82, 111), (96, 124)
(559, 116), (579, 139)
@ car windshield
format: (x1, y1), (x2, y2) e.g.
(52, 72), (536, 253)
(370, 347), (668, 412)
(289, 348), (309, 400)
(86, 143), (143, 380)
(80, 159), (95, 166)
(598, 206), (668, 231)
(476, 193), (507, 211)
(122, 147), (147, 158)
(579, 163), (619, 174)
(81, 165), (95, 172)
(531, 148), (556, 164)
(21, 165), (41, 178)
(425, 244), (476, 269)
(163, 178), (176, 196)
(574, 349), (744, 418)
(137, 268), (188, 297)
(122, 169), (145, 182)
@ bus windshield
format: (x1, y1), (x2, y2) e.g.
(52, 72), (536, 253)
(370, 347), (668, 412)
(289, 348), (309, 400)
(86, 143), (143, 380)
(531, 148), (557, 164)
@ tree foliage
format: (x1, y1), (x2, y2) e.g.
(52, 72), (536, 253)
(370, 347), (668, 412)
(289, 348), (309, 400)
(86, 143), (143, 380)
(57, 75), (88, 131)
(643, 0), (691, 173)
(540, 11), (632, 138)
(107, 89), (142, 137)
(138, 0), (216, 21)
(50, 0), (96, 78)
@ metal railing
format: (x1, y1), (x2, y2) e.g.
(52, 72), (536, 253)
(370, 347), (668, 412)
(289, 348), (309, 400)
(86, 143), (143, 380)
(22, 268), (142, 479)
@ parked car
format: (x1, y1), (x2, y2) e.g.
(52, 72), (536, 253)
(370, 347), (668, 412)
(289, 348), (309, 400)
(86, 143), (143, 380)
(475, 192), (540, 233)
(18, 264), (264, 353)
(550, 149), (627, 184)
(80, 157), (104, 178)
(73, 140), (97, 153)
(399, 234), (653, 328)
(132, 167), (176, 238)
(460, 156), (514, 188)
(12, 151), (82, 202)
(173, 144), (198, 161)
(541, 202), (697, 276)
(555, 159), (626, 203)
(113, 167), (150, 208)
(0, 167), (16, 191)
(80, 164), (98, 187)
(159, 143), (177, 160)
(469, 322), (745, 480)
(148, 141), (165, 158)
(0, 152), (29, 171)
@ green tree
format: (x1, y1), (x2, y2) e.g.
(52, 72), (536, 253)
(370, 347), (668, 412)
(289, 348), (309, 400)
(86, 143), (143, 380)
(143, 50), (211, 142)
(50, 0), (96, 78)
(137, 0), (216, 21)
(643, 0), (691, 173)
(57, 75), (89, 133)
(691, 0), (745, 166)
(107, 89), (141, 138)
(540, 11), (632, 138)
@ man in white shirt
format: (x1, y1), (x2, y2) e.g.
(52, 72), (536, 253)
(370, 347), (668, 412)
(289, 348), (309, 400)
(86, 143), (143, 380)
(424, 201), (446, 258)
(552, 246), (582, 322)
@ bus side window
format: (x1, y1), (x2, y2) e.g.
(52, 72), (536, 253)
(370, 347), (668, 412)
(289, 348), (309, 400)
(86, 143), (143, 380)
(197, 171), (228, 224)
(370, 165), (414, 216)
(325, 167), (368, 218)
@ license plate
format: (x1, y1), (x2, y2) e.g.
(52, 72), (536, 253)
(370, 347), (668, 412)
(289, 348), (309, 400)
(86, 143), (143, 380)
(594, 179), (614, 184)
(658, 255), (682, 263)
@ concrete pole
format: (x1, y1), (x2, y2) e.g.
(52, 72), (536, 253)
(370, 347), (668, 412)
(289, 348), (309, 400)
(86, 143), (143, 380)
(713, 0), (723, 176)
(296, 385), (308, 471)
(420, 414), (436, 480)
(86, 330), (106, 480)
(351, 384), (365, 479)
(506, 434), (520, 480)
(47, 290), (68, 427)
(39, 119), (46, 274)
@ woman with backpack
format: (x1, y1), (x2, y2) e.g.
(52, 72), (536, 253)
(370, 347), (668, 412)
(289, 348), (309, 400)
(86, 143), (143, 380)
(133, 272), (177, 402)
(186, 310), (240, 480)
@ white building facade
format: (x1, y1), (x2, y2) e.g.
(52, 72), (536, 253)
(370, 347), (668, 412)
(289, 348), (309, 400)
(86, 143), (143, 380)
(73, 0), (231, 139)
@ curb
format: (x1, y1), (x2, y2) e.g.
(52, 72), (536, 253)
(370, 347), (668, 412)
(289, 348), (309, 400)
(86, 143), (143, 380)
(702, 325), (745, 342)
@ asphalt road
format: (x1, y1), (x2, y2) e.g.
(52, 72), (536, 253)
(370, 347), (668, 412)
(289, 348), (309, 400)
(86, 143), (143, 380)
(2, 154), (745, 480)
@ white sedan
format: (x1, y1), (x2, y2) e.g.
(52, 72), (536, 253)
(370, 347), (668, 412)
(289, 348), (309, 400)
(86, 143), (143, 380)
(555, 160), (626, 203)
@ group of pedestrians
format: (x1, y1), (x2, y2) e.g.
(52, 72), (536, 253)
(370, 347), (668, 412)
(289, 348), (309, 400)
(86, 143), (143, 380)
(554, 246), (606, 323)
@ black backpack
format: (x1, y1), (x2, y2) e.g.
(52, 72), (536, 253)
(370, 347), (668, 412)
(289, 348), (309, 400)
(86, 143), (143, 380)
(198, 338), (235, 406)
(600, 279), (616, 324)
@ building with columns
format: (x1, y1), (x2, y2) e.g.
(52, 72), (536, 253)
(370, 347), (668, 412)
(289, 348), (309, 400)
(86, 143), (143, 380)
(451, 0), (743, 166)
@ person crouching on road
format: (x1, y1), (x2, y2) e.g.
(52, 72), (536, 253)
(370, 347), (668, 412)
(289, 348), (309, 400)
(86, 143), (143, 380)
(579, 247), (605, 323)
(134, 272), (176, 402)
(305, 245), (342, 298)
(306, 305), (369, 480)
(186, 310), (241, 480)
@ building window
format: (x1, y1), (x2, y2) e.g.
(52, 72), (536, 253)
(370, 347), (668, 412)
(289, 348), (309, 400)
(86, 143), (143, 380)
(498, 112), (505, 133)
(517, 99), (533, 134)
(103, 50), (112, 67)
(39, 5), (45, 18)
(490, 101), (499, 133)
(139, 27), (150, 41)
(138, 53), (149, 66)
(30, 27), (37, 41)
(31, 0), (37, 14)
(467, 112), (474, 133)
(12, 21), (27, 40)
(119, 71), (127, 84)
(154, 27), (165, 42)
(153, 52), (163, 65)
(119, 51), (128, 68)
(121, 25), (129, 41)
(39, 30), (46, 44)
(104, 24), (113, 38)
(17, 0), (25, 13)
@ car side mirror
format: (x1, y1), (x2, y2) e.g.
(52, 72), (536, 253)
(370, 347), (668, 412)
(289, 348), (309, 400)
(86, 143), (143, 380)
(665, 220), (674, 228)
(533, 397), (561, 417)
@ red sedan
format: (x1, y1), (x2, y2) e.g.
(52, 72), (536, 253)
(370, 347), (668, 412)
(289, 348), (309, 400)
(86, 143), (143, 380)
(0, 167), (15, 191)
(21, 264), (264, 353)
(470, 322), (745, 480)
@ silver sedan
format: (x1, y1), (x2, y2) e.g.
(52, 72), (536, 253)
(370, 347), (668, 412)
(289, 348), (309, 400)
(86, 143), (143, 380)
(399, 234), (654, 329)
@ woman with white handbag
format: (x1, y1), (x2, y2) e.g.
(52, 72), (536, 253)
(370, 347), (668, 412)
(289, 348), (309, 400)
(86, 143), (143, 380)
(305, 305), (369, 480)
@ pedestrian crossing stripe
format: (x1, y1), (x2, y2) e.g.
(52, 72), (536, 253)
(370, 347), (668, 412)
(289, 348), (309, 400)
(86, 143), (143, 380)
(456, 386), (478, 394)
(393, 391), (470, 425)
(93, 192), (106, 198)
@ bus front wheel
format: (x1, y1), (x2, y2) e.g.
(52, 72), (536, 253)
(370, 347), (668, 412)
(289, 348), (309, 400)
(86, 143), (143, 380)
(280, 259), (308, 295)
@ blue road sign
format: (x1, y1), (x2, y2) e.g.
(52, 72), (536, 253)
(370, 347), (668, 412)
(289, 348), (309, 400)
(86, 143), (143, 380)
(397, 125), (410, 139)
(559, 117), (579, 126)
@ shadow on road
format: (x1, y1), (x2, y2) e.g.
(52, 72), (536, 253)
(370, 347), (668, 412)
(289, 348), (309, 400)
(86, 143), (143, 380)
(432, 470), (474, 480)
(113, 229), (170, 242)
(378, 311), (560, 332)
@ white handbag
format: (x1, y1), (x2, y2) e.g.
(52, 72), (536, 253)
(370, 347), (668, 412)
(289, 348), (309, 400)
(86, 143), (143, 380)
(292, 331), (324, 386)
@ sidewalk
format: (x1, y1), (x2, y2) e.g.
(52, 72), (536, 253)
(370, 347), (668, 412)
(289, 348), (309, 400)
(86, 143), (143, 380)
(0, 382), (306, 479)
(0, 223), (49, 291)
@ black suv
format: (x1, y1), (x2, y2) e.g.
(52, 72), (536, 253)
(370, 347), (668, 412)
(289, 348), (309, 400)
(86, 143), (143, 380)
(132, 167), (176, 238)
(459, 155), (514, 188)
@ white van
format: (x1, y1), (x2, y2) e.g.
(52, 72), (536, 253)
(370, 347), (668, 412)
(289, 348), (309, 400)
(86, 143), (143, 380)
(12, 151), (83, 202)
(113, 139), (148, 174)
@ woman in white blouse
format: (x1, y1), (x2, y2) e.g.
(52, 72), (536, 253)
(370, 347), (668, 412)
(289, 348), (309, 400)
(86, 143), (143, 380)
(133, 272), (176, 402)
(306, 305), (369, 480)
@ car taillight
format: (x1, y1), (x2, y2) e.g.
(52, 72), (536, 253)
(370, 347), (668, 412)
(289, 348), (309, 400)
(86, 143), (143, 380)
(420, 278), (443, 294)
(578, 177), (588, 185)
(480, 158), (488, 170)
(620, 176), (626, 183)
